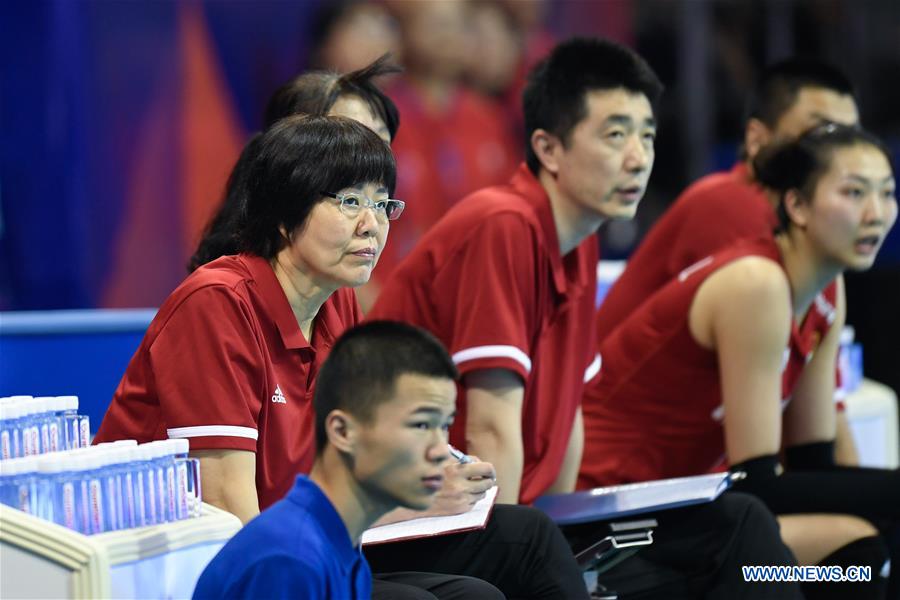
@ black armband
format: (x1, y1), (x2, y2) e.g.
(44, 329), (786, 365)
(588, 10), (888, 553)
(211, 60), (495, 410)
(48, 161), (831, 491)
(784, 440), (836, 471)
(729, 454), (780, 481)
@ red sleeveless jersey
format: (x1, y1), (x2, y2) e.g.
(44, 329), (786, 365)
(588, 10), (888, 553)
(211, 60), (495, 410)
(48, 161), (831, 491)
(578, 237), (838, 489)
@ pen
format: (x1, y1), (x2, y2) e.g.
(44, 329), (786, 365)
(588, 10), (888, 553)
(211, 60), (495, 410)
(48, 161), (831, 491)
(448, 444), (474, 464)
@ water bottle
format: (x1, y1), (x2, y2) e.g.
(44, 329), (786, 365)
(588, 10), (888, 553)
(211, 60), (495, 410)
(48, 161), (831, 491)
(165, 438), (198, 520)
(0, 456), (38, 514)
(55, 396), (81, 450)
(134, 443), (159, 526)
(37, 452), (73, 527)
(7, 396), (36, 456)
(1, 400), (23, 459)
(105, 442), (137, 531)
(82, 451), (109, 534)
(33, 397), (54, 455)
(145, 441), (172, 523)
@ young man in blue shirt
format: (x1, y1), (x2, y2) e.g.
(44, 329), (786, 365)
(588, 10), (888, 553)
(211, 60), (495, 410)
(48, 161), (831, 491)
(193, 321), (461, 599)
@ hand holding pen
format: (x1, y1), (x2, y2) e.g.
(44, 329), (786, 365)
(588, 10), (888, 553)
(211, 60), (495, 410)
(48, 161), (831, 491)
(428, 444), (496, 515)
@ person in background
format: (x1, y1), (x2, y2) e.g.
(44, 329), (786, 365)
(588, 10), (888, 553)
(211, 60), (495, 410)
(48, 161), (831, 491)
(579, 124), (899, 599)
(377, 0), (520, 289)
(593, 58), (862, 463)
(369, 36), (803, 599)
(187, 54), (400, 278)
(193, 321), (458, 600)
(307, 0), (401, 75)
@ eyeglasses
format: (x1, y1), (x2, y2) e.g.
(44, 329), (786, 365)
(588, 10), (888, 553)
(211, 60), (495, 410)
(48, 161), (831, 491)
(321, 191), (405, 221)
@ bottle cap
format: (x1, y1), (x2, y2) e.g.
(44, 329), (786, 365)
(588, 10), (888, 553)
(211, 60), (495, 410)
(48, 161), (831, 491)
(165, 439), (189, 455)
(55, 396), (79, 411)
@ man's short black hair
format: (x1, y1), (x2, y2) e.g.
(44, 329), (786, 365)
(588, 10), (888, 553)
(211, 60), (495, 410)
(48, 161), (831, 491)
(237, 114), (396, 259)
(523, 37), (663, 175)
(314, 321), (459, 453)
(744, 58), (856, 128)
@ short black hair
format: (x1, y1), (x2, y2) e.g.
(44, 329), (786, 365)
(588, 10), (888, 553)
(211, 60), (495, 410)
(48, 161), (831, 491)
(745, 58), (856, 128)
(237, 114), (396, 259)
(523, 37), (663, 175)
(753, 124), (892, 232)
(188, 55), (401, 272)
(264, 53), (401, 139)
(314, 321), (459, 453)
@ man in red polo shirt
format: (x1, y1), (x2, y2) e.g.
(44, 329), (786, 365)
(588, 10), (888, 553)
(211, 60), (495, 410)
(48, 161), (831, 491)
(370, 37), (660, 506)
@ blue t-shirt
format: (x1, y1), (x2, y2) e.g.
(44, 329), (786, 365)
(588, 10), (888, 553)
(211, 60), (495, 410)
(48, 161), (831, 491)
(193, 476), (372, 600)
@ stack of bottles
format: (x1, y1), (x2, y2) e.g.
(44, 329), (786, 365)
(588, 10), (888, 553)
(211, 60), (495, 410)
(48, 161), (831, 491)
(0, 395), (90, 458)
(0, 438), (202, 535)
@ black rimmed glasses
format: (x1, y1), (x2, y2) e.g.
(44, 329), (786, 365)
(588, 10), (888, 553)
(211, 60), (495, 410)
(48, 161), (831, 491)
(321, 191), (405, 221)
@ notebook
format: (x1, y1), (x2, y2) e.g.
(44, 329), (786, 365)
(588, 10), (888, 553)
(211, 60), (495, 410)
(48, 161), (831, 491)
(361, 486), (499, 545)
(534, 472), (737, 526)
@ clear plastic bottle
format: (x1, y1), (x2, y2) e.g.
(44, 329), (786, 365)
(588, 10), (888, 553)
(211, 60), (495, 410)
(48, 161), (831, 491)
(24, 397), (43, 457)
(133, 443), (158, 526)
(33, 396), (54, 455)
(104, 441), (138, 531)
(82, 451), (109, 534)
(55, 395), (81, 450)
(37, 452), (73, 527)
(145, 441), (172, 523)
(7, 396), (35, 456)
(0, 400), (23, 459)
(0, 456), (38, 514)
(164, 438), (197, 520)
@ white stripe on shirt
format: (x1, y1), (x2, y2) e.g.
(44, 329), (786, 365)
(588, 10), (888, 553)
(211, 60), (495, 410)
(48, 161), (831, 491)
(167, 425), (258, 440)
(452, 345), (532, 373)
(584, 353), (602, 383)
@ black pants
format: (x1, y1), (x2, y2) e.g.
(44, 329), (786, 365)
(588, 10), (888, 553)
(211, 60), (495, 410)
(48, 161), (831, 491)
(365, 504), (589, 600)
(373, 572), (504, 600)
(562, 492), (804, 599)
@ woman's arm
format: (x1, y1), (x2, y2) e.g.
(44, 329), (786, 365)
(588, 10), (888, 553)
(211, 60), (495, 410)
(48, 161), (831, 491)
(782, 276), (846, 449)
(191, 449), (259, 523)
(690, 257), (792, 465)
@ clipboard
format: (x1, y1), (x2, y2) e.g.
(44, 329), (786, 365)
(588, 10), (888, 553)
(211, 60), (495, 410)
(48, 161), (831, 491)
(535, 472), (740, 526)
(361, 486), (499, 545)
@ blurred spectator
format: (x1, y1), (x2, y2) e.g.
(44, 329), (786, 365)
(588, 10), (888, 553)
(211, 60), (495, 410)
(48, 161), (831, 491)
(466, 1), (524, 98)
(308, 0), (401, 73)
(374, 0), (519, 293)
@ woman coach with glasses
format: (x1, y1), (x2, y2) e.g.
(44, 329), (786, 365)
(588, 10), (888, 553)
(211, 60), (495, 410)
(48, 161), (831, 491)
(95, 114), (401, 520)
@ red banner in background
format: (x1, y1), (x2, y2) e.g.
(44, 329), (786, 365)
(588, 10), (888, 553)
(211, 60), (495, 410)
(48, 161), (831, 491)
(103, 3), (244, 308)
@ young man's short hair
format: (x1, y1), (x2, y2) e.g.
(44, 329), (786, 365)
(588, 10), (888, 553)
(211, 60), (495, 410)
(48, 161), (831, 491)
(523, 37), (664, 174)
(314, 321), (459, 452)
(744, 58), (856, 128)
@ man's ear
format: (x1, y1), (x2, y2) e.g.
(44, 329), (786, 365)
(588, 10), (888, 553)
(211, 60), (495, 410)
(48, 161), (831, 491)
(530, 129), (562, 175)
(324, 409), (358, 454)
(782, 189), (810, 229)
(744, 118), (773, 161)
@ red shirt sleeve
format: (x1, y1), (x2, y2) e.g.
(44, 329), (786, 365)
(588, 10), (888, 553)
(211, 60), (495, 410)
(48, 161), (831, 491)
(433, 213), (541, 382)
(666, 187), (776, 279)
(149, 285), (265, 452)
